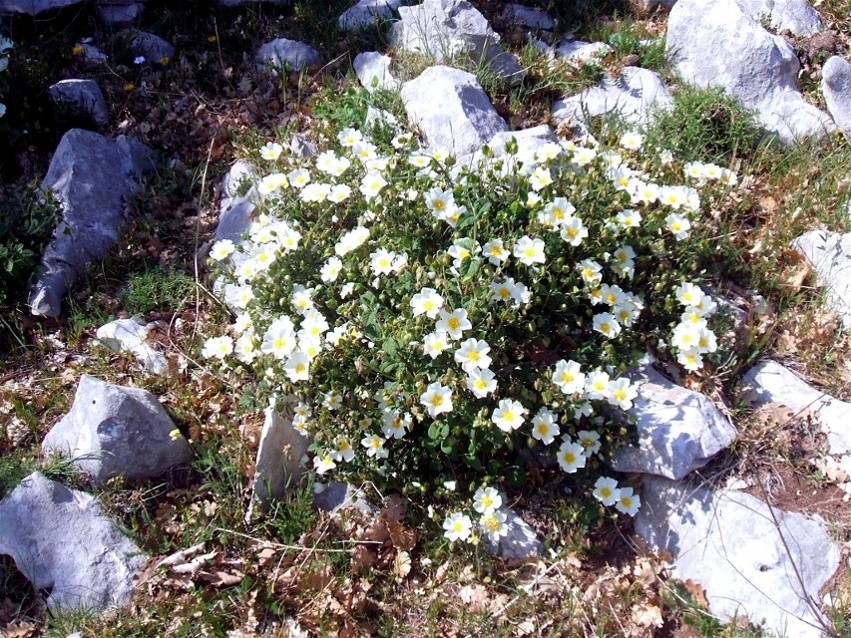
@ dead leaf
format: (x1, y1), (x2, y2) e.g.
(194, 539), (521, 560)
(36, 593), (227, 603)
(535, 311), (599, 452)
(199, 570), (244, 587)
(631, 602), (664, 628)
(393, 550), (411, 580)
(683, 579), (709, 608)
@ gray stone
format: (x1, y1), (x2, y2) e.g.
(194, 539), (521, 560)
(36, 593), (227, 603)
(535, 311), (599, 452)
(288, 134), (316, 160)
(0, 472), (147, 611)
(127, 30), (174, 64)
(29, 129), (154, 317)
(554, 39), (612, 64)
(482, 508), (542, 560)
(553, 67), (672, 132)
(49, 79), (109, 126)
(792, 229), (851, 327)
(740, 359), (851, 455)
(502, 3), (554, 30)
(611, 366), (737, 480)
(636, 475), (839, 638)
(313, 481), (376, 515)
(353, 51), (398, 93)
(821, 56), (851, 141)
(252, 405), (310, 506)
(256, 38), (321, 74)
(391, 0), (523, 83)
(338, 0), (401, 31)
(736, 0), (822, 36)
(42, 375), (191, 483)
(95, 317), (168, 375)
(97, 2), (143, 27)
(400, 65), (507, 157)
(666, 0), (834, 145)
(79, 43), (108, 65)
(464, 124), (557, 172)
(0, 0), (79, 14)
(365, 105), (399, 129)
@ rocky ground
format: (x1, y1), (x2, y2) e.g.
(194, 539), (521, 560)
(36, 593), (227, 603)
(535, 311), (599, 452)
(3, 0), (851, 637)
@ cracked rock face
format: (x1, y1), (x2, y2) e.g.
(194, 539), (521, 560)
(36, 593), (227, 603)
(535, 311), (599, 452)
(636, 475), (839, 638)
(0, 472), (147, 612)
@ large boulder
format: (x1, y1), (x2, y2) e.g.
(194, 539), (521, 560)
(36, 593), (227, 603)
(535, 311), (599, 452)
(740, 359), (851, 455)
(256, 38), (321, 74)
(391, 0), (524, 83)
(611, 366), (737, 479)
(0, 472), (147, 611)
(552, 67), (672, 132)
(42, 375), (191, 483)
(792, 229), (851, 327)
(29, 129), (154, 317)
(637, 475), (839, 638)
(821, 56), (851, 142)
(666, 0), (834, 145)
(48, 78), (109, 126)
(400, 65), (507, 158)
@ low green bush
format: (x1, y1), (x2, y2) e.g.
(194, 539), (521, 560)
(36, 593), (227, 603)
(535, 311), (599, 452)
(202, 112), (738, 544)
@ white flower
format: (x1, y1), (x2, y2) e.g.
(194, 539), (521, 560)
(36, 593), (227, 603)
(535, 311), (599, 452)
(677, 348), (704, 371)
(333, 437), (355, 463)
(491, 399), (526, 432)
(313, 452), (336, 474)
(423, 331), (451, 359)
(337, 127), (363, 147)
(577, 259), (603, 287)
(615, 487), (641, 516)
(324, 391), (343, 410)
(370, 248), (397, 276)
(291, 285), (315, 314)
(577, 430), (602, 455)
(320, 257), (343, 283)
(327, 183), (352, 203)
(665, 213), (691, 240)
(552, 359), (585, 395)
(482, 239), (510, 265)
(260, 142), (283, 161)
(560, 217), (588, 247)
(571, 146), (597, 166)
(260, 317), (297, 359)
(410, 287), (445, 319)
(619, 131), (644, 151)
(360, 171), (388, 200)
(201, 335), (233, 360)
(283, 352), (311, 382)
(675, 282), (705, 307)
(361, 434), (389, 459)
(466, 368), (497, 398)
(593, 313), (621, 339)
(209, 239), (236, 261)
(287, 168), (311, 189)
(424, 187), (456, 221)
(592, 477), (620, 506)
(473, 486), (503, 514)
(334, 226), (369, 256)
(257, 173), (288, 195)
(531, 407), (559, 445)
(299, 182), (331, 203)
(659, 149), (674, 165)
(381, 410), (411, 439)
(454, 338), (492, 373)
(607, 377), (638, 410)
(480, 510), (508, 542)
(436, 308), (472, 340)
(557, 439), (587, 473)
(529, 166), (553, 191)
(443, 512), (473, 542)
(540, 197), (575, 229)
(585, 370), (611, 400)
(420, 382), (454, 418)
(233, 285), (255, 309)
(514, 235), (546, 266)
(234, 332), (257, 363)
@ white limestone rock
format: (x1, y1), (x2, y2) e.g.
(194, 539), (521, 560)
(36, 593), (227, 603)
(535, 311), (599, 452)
(353, 51), (398, 93)
(313, 481), (376, 515)
(49, 78), (109, 126)
(636, 475), (839, 638)
(792, 229), (851, 327)
(462, 124), (557, 173)
(740, 359), (851, 455)
(502, 3), (554, 30)
(553, 67), (672, 132)
(338, 0), (401, 31)
(42, 375), (191, 484)
(400, 65), (507, 158)
(821, 56), (851, 141)
(736, 0), (822, 36)
(29, 129), (154, 317)
(482, 508), (542, 560)
(0, 472), (147, 611)
(256, 38), (321, 74)
(554, 39), (612, 64)
(252, 405), (310, 506)
(666, 0), (834, 145)
(611, 366), (737, 479)
(96, 317), (168, 375)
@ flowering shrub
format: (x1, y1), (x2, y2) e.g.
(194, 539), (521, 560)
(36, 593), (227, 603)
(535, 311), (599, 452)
(204, 115), (736, 543)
